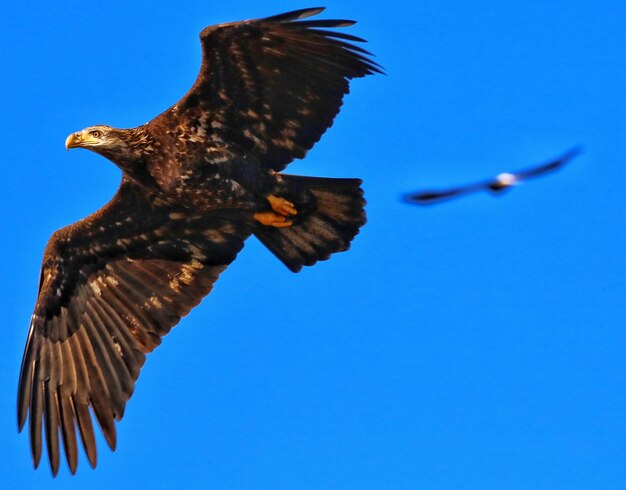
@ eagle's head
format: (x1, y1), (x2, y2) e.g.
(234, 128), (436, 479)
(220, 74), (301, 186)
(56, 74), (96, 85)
(65, 125), (130, 153)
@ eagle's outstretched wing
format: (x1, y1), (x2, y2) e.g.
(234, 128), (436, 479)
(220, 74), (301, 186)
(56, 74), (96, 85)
(17, 180), (250, 475)
(159, 7), (381, 171)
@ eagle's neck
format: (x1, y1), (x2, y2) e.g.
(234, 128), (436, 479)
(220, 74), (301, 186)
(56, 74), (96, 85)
(98, 127), (160, 190)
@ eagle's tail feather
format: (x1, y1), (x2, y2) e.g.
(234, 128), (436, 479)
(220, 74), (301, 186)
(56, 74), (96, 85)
(253, 174), (366, 272)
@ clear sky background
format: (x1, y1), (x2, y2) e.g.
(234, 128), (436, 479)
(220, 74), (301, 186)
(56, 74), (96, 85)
(0, 1), (624, 488)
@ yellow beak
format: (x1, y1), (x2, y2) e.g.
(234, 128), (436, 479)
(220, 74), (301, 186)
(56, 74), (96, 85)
(65, 133), (82, 150)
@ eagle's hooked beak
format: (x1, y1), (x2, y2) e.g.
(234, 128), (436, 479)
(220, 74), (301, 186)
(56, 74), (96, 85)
(65, 132), (82, 150)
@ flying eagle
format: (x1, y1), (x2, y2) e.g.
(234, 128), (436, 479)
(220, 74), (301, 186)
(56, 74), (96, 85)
(18, 8), (381, 476)
(404, 148), (580, 205)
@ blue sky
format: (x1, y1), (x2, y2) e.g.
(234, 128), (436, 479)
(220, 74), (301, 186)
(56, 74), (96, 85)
(1, 1), (624, 488)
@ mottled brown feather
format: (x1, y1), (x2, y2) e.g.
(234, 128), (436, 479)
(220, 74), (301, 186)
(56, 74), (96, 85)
(18, 179), (250, 474)
(161, 7), (382, 171)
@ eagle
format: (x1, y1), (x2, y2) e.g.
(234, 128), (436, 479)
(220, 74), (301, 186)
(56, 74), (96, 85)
(404, 148), (580, 205)
(17, 7), (381, 476)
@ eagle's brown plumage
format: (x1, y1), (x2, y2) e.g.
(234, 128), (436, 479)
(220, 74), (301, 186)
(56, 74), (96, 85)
(18, 8), (380, 476)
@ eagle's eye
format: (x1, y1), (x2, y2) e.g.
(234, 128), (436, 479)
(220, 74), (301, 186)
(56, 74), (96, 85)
(89, 130), (103, 138)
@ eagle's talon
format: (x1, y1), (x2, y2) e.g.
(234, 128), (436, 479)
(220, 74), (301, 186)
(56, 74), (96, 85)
(254, 211), (293, 228)
(267, 194), (297, 216)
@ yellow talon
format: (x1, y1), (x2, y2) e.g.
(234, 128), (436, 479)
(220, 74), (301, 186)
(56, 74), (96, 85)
(267, 194), (297, 216)
(254, 211), (293, 228)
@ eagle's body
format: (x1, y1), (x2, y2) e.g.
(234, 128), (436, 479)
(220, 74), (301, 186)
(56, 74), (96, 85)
(18, 8), (380, 476)
(81, 123), (270, 211)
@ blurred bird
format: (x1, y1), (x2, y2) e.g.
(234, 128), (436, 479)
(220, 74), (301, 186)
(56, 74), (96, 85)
(404, 147), (581, 205)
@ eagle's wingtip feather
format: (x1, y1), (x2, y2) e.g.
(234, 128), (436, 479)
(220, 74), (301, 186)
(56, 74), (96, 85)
(263, 7), (326, 23)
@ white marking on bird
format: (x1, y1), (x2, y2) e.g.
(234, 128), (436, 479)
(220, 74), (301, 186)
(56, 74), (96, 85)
(495, 172), (518, 187)
(89, 281), (102, 296)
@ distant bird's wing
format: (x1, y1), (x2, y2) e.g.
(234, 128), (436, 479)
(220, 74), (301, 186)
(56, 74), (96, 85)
(405, 148), (581, 205)
(506, 147), (581, 181)
(403, 184), (483, 205)
(17, 179), (250, 475)
(168, 7), (382, 172)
